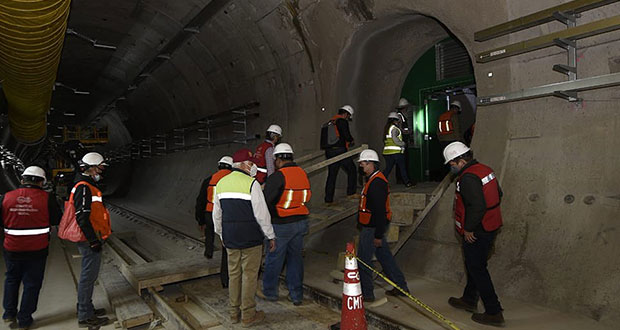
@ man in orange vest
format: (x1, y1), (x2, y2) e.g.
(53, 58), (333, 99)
(253, 124), (282, 184)
(1, 166), (62, 329)
(195, 156), (233, 288)
(443, 142), (504, 327)
(325, 105), (357, 203)
(356, 149), (408, 302)
(72, 152), (111, 328)
(437, 100), (463, 147)
(262, 143), (311, 305)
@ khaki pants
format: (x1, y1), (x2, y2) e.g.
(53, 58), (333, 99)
(226, 245), (262, 320)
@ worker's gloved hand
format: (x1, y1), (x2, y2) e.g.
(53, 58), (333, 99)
(89, 240), (103, 253)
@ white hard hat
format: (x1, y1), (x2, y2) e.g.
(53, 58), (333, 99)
(443, 142), (470, 164)
(218, 156), (233, 166)
(267, 124), (282, 136)
(340, 105), (354, 117)
(358, 149), (380, 162)
(273, 143), (294, 157)
(22, 166), (46, 183)
(398, 98), (409, 108)
(388, 112), (400, 120)
(450, 100), (462, 109)
(80, 152), (108, 167)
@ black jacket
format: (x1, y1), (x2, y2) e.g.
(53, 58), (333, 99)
(73, 173), (101, 243)
(458, 160), (503, 233)
(263, 162), (307, 225)
(195, 176), (211, 225)
(332, 117), (354, 149)
(0, 184), (63, 259)
(360, 171), (389, 239)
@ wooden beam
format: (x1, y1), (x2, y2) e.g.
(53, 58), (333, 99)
(304, 144), (368, 174)
(99, 263), (154, 329)
(391, 174), (454, 255)
(146, 288), (194, 330)
(295, 150), (325, 164)
(474, 0), (619, 41)
(476, 14), (620, 63)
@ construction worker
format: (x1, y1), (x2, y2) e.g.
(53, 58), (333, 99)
(195, 156), (233, 288)
(356, 149), (409, 302)
(324, 105), (357, 203)
(254, 124), (282, 184)
(212, 148), (276, 327)
(382, 112), (413, 187)
(443, 142), (504, 327)
(1, 166), (62, 330)
(72, 152), (111, 328)
(437, 100), (463, 148)
(395, 98), (411, 137)
(262, 143), (311, 306)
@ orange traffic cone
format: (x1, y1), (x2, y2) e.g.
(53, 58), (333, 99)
(340, 242), (367, 330)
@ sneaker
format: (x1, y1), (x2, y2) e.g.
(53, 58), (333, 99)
(287, 296), (302, 306)
(472, 312), (505, 327)
(385, 288), (408, 297)
(78, 316), (109, 328)
(241, 310), (265, 328)
(448, 297), (478, 313)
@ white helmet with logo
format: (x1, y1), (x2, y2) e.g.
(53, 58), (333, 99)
(218, 156), (233, 166)
(398, 98), (409, 108)
(358, 149), (380, 162)
(340, 105), (354, 117)
(80, 152), (108, 167)
(267, 124), (282, 136)
(443, 142), (470, 164)
(22, 166), (46, 184)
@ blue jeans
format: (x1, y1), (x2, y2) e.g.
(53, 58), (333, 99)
(383, 153), (411, 185)
(3, 253), (47, 327)
(358, 227), (408, 299)
(262, 220), (308, 302)
(77, 242), (102, 321)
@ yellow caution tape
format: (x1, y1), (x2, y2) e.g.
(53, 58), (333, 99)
(350, 253), (462, 330)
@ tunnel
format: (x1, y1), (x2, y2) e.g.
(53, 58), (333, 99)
(1, 0), (619, 329)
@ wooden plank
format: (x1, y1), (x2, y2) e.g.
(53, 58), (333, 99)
(127, 254), (221, 294)
(99, 263), (154, 329)
(304, 144), (368, 174)
(477, 15), (620, 63)
(146, 288), (194, 330)
(177, 300), (220, 329)
(295, 149), (325, 164)
(105, 236), (165, 292)
(308, 202), (358, 236)
(391, 174), (454, 255)
(474, 0), (619, 41)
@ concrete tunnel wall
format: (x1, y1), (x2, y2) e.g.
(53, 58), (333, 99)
(99, 0), (620, 327)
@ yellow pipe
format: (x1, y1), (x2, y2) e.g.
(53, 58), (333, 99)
(0, 0), (71, 144)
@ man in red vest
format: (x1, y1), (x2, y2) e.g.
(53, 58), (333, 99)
(1, 166), (62, 329)
(262, 143), (311, 305)
(324, 105), (357, 203)
(195, 156), (233, 287)
(253, 124), (282, 184)
(437, 100), (463, 148)
(356, 149), (408, 302)
(443, 142), (504, 327)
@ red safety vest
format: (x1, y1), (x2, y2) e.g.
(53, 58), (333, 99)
(70, 181), (112, 240)
(254, 140), (274, 183)
(358, 171), (392, 225)
(438, 111), (456, 136)
(275, 166), (312, 217)
(454, 163), (502, 234)
(205, 169), (231, 212)
(2, 188), (51, 252)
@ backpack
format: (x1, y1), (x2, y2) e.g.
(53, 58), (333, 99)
(320, 120), (340, 149)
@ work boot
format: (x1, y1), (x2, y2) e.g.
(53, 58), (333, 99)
(78, 316), (109, 328)
(241, 310), (265, 328)
(448, 297), (478, 313)
(472, 312), (505, 327)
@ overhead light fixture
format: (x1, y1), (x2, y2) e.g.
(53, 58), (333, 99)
(157, 54), (171, 60)
(66, 27), (117, 50)
(63, 112), (76, 117)
(54, 82), (90, 95)
(138, 73), (150, 78)
(127, 85), (137, 91)
(184, 27), (200, 33)
(117, 96), (127, 101)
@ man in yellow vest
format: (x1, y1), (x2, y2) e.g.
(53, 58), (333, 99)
(262, 143), (311, 306)
(212, 149), (276, 327)
(357, 149), (409, 301)
(195, 156), (232, 288)
(382, 112), (413, 187)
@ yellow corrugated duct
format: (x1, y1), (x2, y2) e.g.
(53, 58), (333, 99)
(0, 0), (71, 144)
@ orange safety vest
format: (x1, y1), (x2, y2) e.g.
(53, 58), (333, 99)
(205, 169), (231, 212)
(438, 111), (456, 136)
(275, 166), (312, 217)
(330, 114), (350, 149)
(70, 181), (111, 240)
(358, 171), (392, 225)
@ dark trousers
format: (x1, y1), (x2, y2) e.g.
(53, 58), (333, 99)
(383, 153), (411, 185)
(462, 231), (502, 314)
(2, 253), (47, 327)
(203, 221), (229, 288)
(324, 147), (357, 202)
